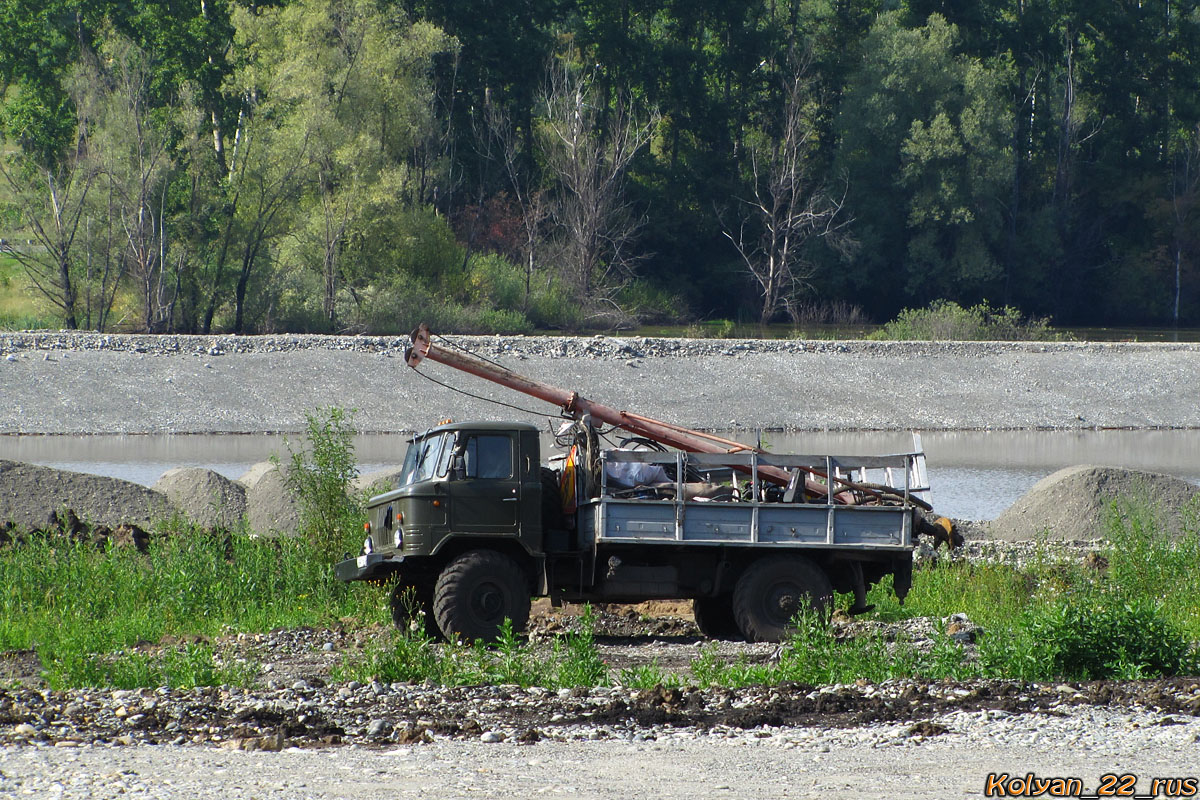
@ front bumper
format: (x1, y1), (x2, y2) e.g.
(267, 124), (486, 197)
(334, 552), (400, 582)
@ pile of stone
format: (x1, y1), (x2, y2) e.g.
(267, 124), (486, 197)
(0, 458), (303, 538)
(983, 465), (1200, 542)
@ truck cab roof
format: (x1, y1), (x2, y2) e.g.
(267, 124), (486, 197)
(414, 420), (541, 439)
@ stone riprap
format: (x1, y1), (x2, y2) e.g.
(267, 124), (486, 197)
(2, 332), (1199, 434)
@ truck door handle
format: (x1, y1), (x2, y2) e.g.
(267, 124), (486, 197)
(501, 497), (519, 502)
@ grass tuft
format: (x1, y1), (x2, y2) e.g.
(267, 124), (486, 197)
(336, 606), (609, 690)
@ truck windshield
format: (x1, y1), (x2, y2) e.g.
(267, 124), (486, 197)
(398, 433), (450, 486)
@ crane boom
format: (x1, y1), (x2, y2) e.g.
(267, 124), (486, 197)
(403, 324), (839, 497)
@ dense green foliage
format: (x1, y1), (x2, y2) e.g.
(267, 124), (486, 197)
(279, 407), (366, 562)
(3, 0), (1200, 332)
(0, 524), (380, 689)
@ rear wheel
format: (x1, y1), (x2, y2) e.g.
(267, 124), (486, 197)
(733, 556), (833, 643)
(433, 549), (531, 642)
(693, 596), (742, 640)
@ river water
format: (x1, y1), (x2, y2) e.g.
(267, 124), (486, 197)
(3, 429), (1199, 521)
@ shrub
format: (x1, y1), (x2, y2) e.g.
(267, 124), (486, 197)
(616, 280), (688, 324)
(465, 252), (527, 311)
(870, 299), (1058, 341)
(279, 407), (364, 561)
(526, 281), (582, 330)
(1102, 497), (1200, 638)
(1014, 588), (1198, 680)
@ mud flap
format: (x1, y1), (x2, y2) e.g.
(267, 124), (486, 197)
(893, 556), (913, 605)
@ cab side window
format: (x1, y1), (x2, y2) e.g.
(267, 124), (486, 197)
(463, 435), (513, 479)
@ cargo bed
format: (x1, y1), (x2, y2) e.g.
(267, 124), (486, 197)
(576, 444), (930, 553)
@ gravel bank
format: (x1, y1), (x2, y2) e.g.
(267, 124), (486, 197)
(2, 706), (1197, 800)
(3, 332), (1200, 434)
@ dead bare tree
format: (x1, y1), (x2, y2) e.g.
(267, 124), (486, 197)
(0, 152), (98, 330)
(485, 98), (550, 309)
(90, 38), (178, 333)
(541, 62), (656, 303)
(722, 60), (851, 325)
(1168, 125), (1200, 328)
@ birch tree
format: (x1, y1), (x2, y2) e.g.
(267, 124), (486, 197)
(723, 59), (849, 324)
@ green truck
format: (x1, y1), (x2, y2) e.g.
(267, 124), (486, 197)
(334, 418), (953, 643)
(335, 325), (956, 642)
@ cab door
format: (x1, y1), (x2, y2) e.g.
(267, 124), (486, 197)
(449, 432), (520, 535)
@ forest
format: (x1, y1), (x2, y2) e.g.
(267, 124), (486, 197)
(1, 0), (1198, 334)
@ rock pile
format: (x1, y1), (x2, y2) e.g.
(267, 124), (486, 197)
(238, 461), (300, 535)
(0, 459), (302, 537)
(0, 459), (168, 531)
(153, 467), (247, 529)
(985, 465), (1200, 542)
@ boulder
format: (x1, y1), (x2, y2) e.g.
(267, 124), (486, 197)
(0, 459), (169, 531)
(238, 461), (301, 536)
(986, 465), (1200, 542)
(152, 467), (247, 529)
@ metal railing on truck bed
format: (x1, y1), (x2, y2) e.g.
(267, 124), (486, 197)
(576, 444), (931, 553)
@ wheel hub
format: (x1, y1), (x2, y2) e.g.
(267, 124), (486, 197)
(472, 582), (505, 621)
(767, 585), (801, 622)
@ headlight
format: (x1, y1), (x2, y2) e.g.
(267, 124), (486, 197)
(362, 535), (374, 555)
(394, 526), (403, 549)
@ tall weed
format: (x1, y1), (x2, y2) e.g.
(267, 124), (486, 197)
(338, 606), (608, 689)
(0, 524), (379, 688)
(279, 406), (364, 560)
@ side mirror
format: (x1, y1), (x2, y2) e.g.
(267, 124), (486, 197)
(452, 453), (466, 480)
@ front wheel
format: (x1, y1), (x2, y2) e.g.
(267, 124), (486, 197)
(733, 556), (832, 643)
(433, 550), (531, 642)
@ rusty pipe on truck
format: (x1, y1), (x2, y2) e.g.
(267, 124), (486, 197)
(404, 324), (835, 497)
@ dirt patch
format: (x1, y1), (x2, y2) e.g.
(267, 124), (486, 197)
(528, 600), (699, 639)
(985, 465), (1200, 542)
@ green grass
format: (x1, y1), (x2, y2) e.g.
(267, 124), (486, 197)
(0, 519), (381, 689)
(0, 253), (60, 329)
(336, 608), (608, 690)
(4, 496), (1198, 690)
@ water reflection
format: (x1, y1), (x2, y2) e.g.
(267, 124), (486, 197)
(3, 429), (1198, 521)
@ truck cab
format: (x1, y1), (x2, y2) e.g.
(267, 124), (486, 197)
(334, 422), (547, 641)
(336, 421), (544, 583)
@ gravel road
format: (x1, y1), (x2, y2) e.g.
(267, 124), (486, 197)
(3, 709), (1198, 800)
(3, 332), (1200, 434)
